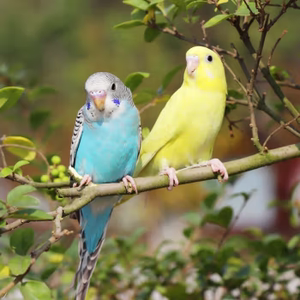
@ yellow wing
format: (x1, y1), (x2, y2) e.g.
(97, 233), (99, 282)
(134, 88), (183, 176)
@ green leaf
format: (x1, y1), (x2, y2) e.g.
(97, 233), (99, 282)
(0, 219), (6, 227)
(125, 72), (150, 92)
(243, 227), (263, 238)
(235, 2), (258, 16)
(123, 0), (149, 10)
(270, 65), (290, 81)
(7, 185), (37, 207)
(9, 208), (53, 220)
(263, 234), (287, 257)
(217, 0), (228, 4)
(29, 110), (51, 130)
(0, 167), (13, 178)
(133, 91), (155, 105)
(144, 27), (162, 43)
(28, 86), (56, 102)
(2, 136), (36, 161)
(287, 235), (300, 249)
(20, 280), (52, 300)
(202, 206), (233, 228)
(228, 89), (244, 99)
(8, 255), (31, 275)
(182, 212), (201, 225)
(161, 65), (184, 91)
(183, 226), (194, 239)
(13, 160), (29, 172)
(41, 266), (57, 281)
(186, 0), (206, 11)
(203, 192), (218, 209)
(203, 14), (232, 28)
(9, 195), (40, 207)
(10, 228), (34, 256)
(169, 0), (186, 9)
(0, 86), (24, 113)
(114, 19), (145, 29)
(0, 202), (7, 218)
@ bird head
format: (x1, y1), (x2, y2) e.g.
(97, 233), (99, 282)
(84, 72), (133, 121)
(184, 46), (227, 93)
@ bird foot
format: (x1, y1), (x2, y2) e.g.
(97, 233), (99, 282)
(207, 158), (228, 182)
(178, 159), (228, 182)
(68, 167), (94, 188)
(122, 175), (138, 194)
(160, 167), (179, 191)
(78, 174), (93, 188)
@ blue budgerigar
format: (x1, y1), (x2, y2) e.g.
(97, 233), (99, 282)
(69, 72), (141, 299)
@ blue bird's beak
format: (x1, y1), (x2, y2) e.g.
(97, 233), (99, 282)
(90, 91), (106, 111)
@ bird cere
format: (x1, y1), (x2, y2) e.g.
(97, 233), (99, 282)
(69, 46), (228, 299)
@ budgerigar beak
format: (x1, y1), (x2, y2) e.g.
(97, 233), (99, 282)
(186, 55), (199, 76)
(90, 91), (106, 111)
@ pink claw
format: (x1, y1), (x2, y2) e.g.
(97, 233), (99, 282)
(160, 167), (179, 191)
(78, 174), (92, 188)
(207, 158), (228, 181)
(122, 175), (138, 194)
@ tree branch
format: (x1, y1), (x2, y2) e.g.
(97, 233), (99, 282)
(58, 143), (300, 214)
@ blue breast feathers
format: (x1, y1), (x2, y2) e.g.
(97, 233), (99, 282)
(74, 103), (140, 184)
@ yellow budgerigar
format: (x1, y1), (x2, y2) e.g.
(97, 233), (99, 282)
(135, 46), (228, 189)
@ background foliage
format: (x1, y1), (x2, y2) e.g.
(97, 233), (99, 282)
(0, 0), (300, 299)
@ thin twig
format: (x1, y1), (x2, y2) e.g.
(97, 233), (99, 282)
(217, 195), (251, 250)
(262, 115), (300, 150)
(222, 60), (248, 94)
(267, 0), (297, 30)
(246, 15), (269, 152)
(268, 30), (288, 67)
(0, 211), (57, 235)
(230, 43), (251, 81)
(277, 81), (300, 90)
(139, 98), (158, 114)
(226, 97), (248, 106)
(201, 20), (209, 45)
(0, 146), (7, 168)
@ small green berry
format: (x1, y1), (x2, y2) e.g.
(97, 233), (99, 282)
(59, 172), (65, 179)
(41, 174), (50, 183)
(55, 195), (64, 201)
(51, 155), (61, 165)
(51, 169), (59, 177)
(57, 165), (66, 173)
(53, 178), (62, 183)
(62, 176), (69, 182)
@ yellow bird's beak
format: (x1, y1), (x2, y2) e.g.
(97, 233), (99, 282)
(186, 55), (199, 77)
(90, 91), (106, 111)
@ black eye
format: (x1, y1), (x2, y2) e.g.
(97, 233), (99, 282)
(206, 55), (213, 62)
(111, 83), (116, 90)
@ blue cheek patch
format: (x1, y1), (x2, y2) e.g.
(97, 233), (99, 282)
(87, 102), (91, 110)
(113, 99), (120, 107)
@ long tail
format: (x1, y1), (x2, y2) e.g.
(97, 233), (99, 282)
(74, 201), (113, 300)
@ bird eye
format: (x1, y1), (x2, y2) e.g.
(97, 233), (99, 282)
(111, 83), (116, 90)
(205, 55), (213, 63)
